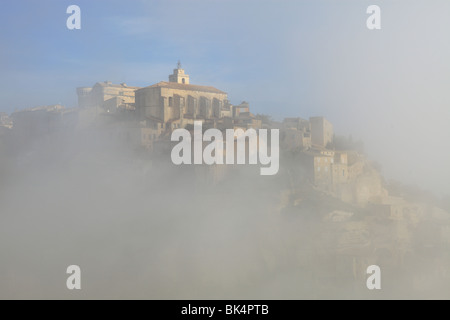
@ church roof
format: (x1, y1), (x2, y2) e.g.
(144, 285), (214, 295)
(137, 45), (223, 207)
(94, 82), (141, 89)
(141, 81), (226, 94)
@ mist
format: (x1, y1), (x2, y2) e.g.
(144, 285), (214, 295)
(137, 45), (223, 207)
(1, 0), (450, 300)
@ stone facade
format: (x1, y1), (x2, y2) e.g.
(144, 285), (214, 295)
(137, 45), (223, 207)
(77, 81), (140, 111)
(135, 65), (261, 135)
(301, 145), (388, 207)
(136, 74), (228, 124)
(136, 82), (228, 123)
(310, 116), (333, 147)
(281, 118), (312, 150)
(168, 62), (190, 84)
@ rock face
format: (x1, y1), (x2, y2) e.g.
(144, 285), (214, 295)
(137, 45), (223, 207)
(274, 142), (450, 298)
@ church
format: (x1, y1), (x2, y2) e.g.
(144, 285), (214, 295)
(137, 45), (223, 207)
(135, 62), (232, 130)
(75, 63), (261, 150)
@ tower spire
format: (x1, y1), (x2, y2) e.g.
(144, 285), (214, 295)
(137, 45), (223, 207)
(169, 61), (189, 84)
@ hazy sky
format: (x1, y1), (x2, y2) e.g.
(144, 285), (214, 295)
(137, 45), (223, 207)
(1, 0), (449, 195)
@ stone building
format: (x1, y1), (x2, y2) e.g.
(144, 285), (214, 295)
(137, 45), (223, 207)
(233, 101), (250, 118)
(80, 63), (257, 148)
(233, 112), (262, 130)
(281, 117), (311, 150)
(76, 81), (141, 127)
(310, 116), (333, 148)
(311, 148), (336, 190)
(169, 61), (190, 84)
(135, 65), (229, 131)
(302, 145), (387, 206)
(77, 81), (140, 112)
(331, 151), (349, 185)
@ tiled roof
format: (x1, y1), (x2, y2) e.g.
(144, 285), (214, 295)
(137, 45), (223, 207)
(94, 82), (140, 89)
(141, 81), (226, 94)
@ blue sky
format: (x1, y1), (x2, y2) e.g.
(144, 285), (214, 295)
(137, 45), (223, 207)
(0, 0), (375, 116)
(1, 0), (450, 194)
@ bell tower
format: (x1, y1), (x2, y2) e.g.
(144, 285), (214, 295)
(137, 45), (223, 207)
(169, 61), (190, 84)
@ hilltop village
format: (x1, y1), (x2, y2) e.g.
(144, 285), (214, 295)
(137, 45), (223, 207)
(0, 63), (419, 207)
(1, 64), (449, 297)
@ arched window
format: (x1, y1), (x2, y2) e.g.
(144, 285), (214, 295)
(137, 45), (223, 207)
(182, 78), (185, 84)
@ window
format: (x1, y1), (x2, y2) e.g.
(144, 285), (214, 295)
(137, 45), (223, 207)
(182, 78), (186, 84)
(325, 167), (328, 172)
(342, 170), (345, 177)
(317, 167), (321, 172)
(169, 97), (173, 107)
